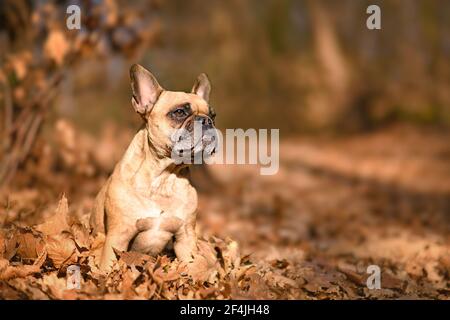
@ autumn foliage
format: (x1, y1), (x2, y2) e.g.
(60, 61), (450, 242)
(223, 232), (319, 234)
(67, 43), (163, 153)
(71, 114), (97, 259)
(0, 0), (449, 300)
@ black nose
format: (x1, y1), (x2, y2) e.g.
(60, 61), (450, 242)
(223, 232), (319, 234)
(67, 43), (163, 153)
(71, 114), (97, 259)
(194, 115), (213, 127)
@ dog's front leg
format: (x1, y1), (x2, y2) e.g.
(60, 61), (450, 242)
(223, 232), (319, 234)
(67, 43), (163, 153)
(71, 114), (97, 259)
(174, 219), (198, 261)
(100, 227), (136, 271)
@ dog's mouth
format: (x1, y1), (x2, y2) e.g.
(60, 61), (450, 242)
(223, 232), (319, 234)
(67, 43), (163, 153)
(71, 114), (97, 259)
(170, 118), (218, 164)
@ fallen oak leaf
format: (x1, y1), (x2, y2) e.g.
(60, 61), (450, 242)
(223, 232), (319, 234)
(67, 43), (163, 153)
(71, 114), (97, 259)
(36, 195), (71, 237)
(0, 281), (27, 299)
(338, 264), (404, 290)
(70, 222), (90, 251)
(302, 273), (334, 293)
(38, 273), (68, 300)
(217, 237), (241, 273)
(14, 228), (46, 262)
(235, 264), (257, 282)
(177, 285), (195, 300)
(146, 282), (158, 300)
(270, 259), (289, 269)
(134, 279), (156, 300)
(180, 239), (220, 283)
(0, 230), (6, 257)
(114, 249), (154, 268)
(121, 269), (138, 299)
(90, 232), (105, 267)
(33, 249), (48, 268)
(198, 286), (217, 299)
(234, 273), (272, 299)
(381, 272), (405, 290)
(0, 251), (44, 280)
(338, 265), (366, 286)
(151, 264), (180, 284)
(182, 247), (219, 284)
(0, 230), (19, 261)
(264, 271), (299, 289)
(45, 232), (77, 268)
(0, 261), (41, 280)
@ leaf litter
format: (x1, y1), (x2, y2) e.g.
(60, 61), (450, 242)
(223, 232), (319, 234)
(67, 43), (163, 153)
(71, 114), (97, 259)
(0, 124), (449, 299)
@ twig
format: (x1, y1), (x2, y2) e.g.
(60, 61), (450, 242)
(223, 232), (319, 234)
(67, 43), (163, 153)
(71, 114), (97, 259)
(2, 74), (13, 152)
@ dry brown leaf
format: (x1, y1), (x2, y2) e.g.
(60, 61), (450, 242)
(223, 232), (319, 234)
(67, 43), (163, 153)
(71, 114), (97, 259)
(116, 250), (154, 268)
(0, 261), (40, 280)
(121, 269), (137, 299)
(234, 273), (272, 299)
(198, 286), (217, 299)
(0, 230), (19, 261)
(217, 238), (241, 273)
(90, 233), (105, 251)
(39, 273), (68, 299)
(90, 233), (105, 267)
(15, 229), (46, 262)
(0, 232), (5, 257)
(265, 272), (298, 289)
(338, 266), (366, 286)
(182, 240), (220, 283)
(45, 233), (77, 268)
(0, 280), (29, 299)
(302, 272), (334, 293)
(147, 282), (158, 299)
(178, 286), (195, 300)
(0, 255), (43, 281)
(71, 222), (90, 250)
(152, 265), (180, 284)
(36, 195), (71, 236)
(381, 272), (405, 290)
(4, 240), (19, 261)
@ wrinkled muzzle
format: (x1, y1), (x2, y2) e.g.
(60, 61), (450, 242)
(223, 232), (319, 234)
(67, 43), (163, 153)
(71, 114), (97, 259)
(171, 116), (218, 164)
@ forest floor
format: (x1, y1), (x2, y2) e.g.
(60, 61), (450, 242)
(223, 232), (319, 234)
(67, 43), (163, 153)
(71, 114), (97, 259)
(0, 124), (449, 299)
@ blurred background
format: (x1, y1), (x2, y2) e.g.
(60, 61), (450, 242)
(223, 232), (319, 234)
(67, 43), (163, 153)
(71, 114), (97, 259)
(0, 0), (449, 299)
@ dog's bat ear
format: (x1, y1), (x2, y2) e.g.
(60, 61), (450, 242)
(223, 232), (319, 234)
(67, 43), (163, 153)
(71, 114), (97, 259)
(130, 64), (163, 115)
(191, 73), (211, 103)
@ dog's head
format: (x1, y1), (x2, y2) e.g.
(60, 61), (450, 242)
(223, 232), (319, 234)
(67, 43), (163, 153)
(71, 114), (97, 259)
(130, 64), (217, 163)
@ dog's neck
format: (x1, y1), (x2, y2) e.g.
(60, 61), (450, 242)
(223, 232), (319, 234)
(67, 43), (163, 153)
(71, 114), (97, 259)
(117, 127), (188, 186)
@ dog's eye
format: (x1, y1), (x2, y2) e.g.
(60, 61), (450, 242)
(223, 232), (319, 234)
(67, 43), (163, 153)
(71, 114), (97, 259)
(169, 103), (191, 121)
(173, 108), (187, 117)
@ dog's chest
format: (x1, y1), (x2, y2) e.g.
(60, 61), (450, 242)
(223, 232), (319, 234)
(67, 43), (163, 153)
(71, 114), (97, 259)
(145, 173), (197, 220)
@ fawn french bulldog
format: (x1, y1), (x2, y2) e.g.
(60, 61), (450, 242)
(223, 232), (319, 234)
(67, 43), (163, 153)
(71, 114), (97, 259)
(90, 64), (216, 271)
